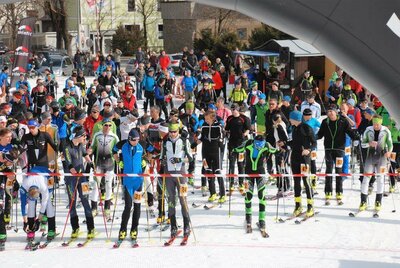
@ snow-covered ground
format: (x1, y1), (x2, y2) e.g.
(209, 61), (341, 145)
(3, 75), (400, 268)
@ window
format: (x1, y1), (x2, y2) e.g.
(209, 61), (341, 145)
(237, 28), (247, 40)
(158, 24), (164, 39)
(128, 0), (135, 12)
(125, 24), (140, 32)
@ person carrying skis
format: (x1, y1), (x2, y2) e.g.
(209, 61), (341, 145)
(233, 135), (277, 233)
(113, 129), (145, 244)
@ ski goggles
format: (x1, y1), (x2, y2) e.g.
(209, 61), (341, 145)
(254, 139), (266, 150)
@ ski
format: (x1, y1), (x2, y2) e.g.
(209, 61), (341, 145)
(77, 238), (93, 248)
(349, 210), (366, 217)
(337, 200), (344, 206)
(373, 211), (379, 218)
(131, 239), (139, 248)
(25, 240), (40, 251)
(256, 222), (269, 238)
(164, 230), (182, 246)
(192, 203), (201, 208)
(160, 224), (170, 232)
(295, 212), (319, 224)
(279, 212), (306, 223)
(145, 223), (159, 232)
(113, 240), (124, 248)
(61, 232), (83, 247)
(38, 233), (60, 249)
(180, 236), (189, 246)
(266, 191), (294, 201)
(204, 203), (217, 210)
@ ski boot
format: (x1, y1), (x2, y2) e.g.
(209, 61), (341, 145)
(118, 230), (126, 240)
(336, 193), (344, 206)
(3, 214), (10, 224)
(188, 177), (194, 186)
(218, 195), (226, 204)
(239, 185), (245, 196)
(170, 227), (178, 238)
(293, 197), (303, 216)
(208, 194), (217, 202)
(27, 232), (35, 242)
(306, 205), (314, 217)
(105, 209), (111, 221)
(201, 186), (208, 197)
(157, 215), (165, 224)
(245, 214), (252, 233)
(40, 215), (48, 232)
(71, 228), (80, 239)
(0, 235), (6, 251)
(227, 186), (235, 196)
(87, 228), (96, 239)
(359, 201), (367, 212)
(130, 230), (137, 240)
(325, 193), (332, 206)
(47, 230), (56, 241)
(389, 186), (395, 193)
(375, 201), (381, 212)
(368, 185), (373, 195)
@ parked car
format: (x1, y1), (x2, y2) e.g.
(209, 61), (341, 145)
(125, 58), (137, 75)
(0, 53), (13, 70)
(169, 53), (182, 74)
(38, 55), (74, 76)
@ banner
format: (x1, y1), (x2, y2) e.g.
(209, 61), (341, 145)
(10, 17), (36, 88)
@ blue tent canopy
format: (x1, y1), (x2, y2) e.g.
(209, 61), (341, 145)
(233, 50), (279, 57)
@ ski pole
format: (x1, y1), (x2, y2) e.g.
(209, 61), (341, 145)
(387, 158), (396, 213)
(95, 169), (109, 240)
(14, 191), (18, 233)
(160, 176), (166, 241)
(60, 175), (80, 241)
(107, 168), (121, 242)
(142, 171), (151, 242)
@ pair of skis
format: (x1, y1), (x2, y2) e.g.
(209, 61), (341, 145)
(113, 239), (139, 248)
(164, 230), (189, 246)
(277, 211), (319, 224)
(246, 223), (269, 238)
(349, 209), (380, 218)
(145, 223), (170, 232)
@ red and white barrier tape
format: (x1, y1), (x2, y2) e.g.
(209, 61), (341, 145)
(3, 172), (400, 178)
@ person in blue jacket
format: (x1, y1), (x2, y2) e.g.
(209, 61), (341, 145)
(142, 68), (156, 113)
(113, 129), (144, 242)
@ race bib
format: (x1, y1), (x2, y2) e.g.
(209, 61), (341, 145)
(81, 182), (90, 195)
(345, 147), (351, 156)
(5, 179), (13, 191)
(336, 157), (343, 168)
(300, 164), (309, 174)
(179, 184), (188, 197)
(48, 161), (56, 172)
(238, 153), (245, 162)
(311, 150), (317, 161)
(134, 191), (142, 203)
(391, 152), (397, 162)
(47, 177), (55, 189)
(379, 166), (386, 174)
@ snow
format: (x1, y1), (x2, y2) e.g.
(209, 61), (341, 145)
(3, 76), (400, 268)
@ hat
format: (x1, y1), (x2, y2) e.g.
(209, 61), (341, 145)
(250, 81), (258, 88)
(0, 103), (10, 110)
(71, 127), (86, 140)
(117, 98), (123, 103)
(63, 88), (70, 94)
(128, 129), (140, 140)
(41, 112), (51, 120)
(3, 153), (16, 163)
(0, 116), (6, 123)
(304, 70), (310, 74)
(27, 119), (39, 128)
(169, 123), (180, 132)
(139, 115), (151, 125)
(91, 106), (100, 113)
(102, 117), (112, 123)
(306, 93), (315, 99)
(259, 93), (266, 100)
(7, 118), (18, 126)
(272, 81), (279, 87)
(45, 95), (54, 100)
(303, 108), (313, 116)
(185, 101), (195, 110)
(344, 84), (352, 90)
(208, 103), (217, 110)
(65, 99), (74, 105)
(148, 68), (154, 72)
(103, 110), (114, 119)
(13, 92), (22, 100)
(289, 111), (303, 122)
(364, 108), (375, 116)
(74, 110), (86, 121)
(283, 95), (291, 102)
(327, 104), (338, 111)
(239, 103), (249, 113)
(231, 103), (240, 111)
(347, 99), (356, 107)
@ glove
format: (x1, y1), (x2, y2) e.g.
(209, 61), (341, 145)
(23, 222), (29, 233)
(170, 157), (182, 164)
(118, 161), (124, 169)
(87, 162), (94, 170)
(141, 159), (147, 170)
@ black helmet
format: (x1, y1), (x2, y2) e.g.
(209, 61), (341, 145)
(49, 101), (59, 109)
(128, 129), (140, 141)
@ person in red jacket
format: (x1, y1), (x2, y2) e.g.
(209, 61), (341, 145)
(210, 67), (223, 97)
(122, 88), (137, 111)
(158, 50), (170, 71)
(346, 98), (361, 128)
(84, 106), (103, 144)
(199, 56), (211, 73)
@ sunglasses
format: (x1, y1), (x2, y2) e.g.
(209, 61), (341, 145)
(129, 138), (139, 141)
(103, 124), (112, 127)
(92, 111), (99, 114)
(28, 126), (37, 129)
(104, 104), (111, 106)
(169, 130), (178, 133)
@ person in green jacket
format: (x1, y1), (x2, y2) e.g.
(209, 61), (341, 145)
(229, 80), (248, 106)
(250, 93), (268, 134)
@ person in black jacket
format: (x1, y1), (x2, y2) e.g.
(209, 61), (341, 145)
(289, 111), (317, 217)
(317, 104), (360, 205)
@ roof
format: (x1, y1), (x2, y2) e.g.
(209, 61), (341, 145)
(255, 39), (323, 57)
(233, 51), (279, 57)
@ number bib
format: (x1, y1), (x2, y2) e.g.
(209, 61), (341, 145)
(311, 150), (317, 161)
(391, 152), (397, 162)
(238, 153), (245, 162)
(345, 147), (351, 156)
(5, 179), (13, 191)
(81, 182), (90, 195)
(336, 157), (343, 168)
(379, 166), (386, 174)
(300, 164), (309, 174)
(180, 184), (188, 197)
(134, 191), (142, 203)
(47, 177), (55, 189)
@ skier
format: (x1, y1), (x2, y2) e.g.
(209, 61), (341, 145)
(233, 135), (277, 233)
(160, 122), (193, 241)
(113, 129), (144, 244)
(63, 127), (95, 240)
(288, 111), (317, 217)
(359, 115), (393, 213)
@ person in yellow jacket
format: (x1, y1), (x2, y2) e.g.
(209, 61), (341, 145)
(229, 80), (248, 106)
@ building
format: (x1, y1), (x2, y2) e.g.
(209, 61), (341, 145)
(160, 0), (263, 53)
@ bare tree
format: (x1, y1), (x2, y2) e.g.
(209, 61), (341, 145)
(0, 2), (35, 49)
(136, 0), (158, 51)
